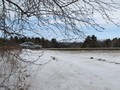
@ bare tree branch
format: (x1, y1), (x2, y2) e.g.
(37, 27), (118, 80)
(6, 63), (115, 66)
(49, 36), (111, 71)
(0, 0), (120, 38)
(0, 0), (120, 90)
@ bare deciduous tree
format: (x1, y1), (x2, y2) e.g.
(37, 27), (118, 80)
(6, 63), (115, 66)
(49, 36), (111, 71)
(0, 0), (120, 90)
(0, 0), (120, 38)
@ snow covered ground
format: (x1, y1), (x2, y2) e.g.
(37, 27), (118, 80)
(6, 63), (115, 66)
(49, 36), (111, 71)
(21, 50), (120, 90)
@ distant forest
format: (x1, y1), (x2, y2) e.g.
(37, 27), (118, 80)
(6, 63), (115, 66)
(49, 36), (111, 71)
(1, 35), (120, 48)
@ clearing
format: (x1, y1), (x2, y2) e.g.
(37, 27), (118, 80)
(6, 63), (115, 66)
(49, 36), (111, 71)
(21, 50), (120, 90)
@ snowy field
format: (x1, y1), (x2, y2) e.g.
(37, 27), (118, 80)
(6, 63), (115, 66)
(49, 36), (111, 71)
(21, 50), (120, 90)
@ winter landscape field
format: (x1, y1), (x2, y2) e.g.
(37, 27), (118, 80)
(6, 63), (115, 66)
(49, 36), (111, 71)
(20, 49), (120, 90)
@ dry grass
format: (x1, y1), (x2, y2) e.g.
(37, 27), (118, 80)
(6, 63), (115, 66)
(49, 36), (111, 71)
(0, 45), (21, 52)
(44, 48), (120, 51)
(0, 46), (31, 90)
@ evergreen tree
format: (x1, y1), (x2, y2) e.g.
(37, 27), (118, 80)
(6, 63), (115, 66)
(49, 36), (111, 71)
(82, 35), (98, 48)
(82, 36), (91, 48)
(51, 38), (58, 48)
(91, 35), (98, 47)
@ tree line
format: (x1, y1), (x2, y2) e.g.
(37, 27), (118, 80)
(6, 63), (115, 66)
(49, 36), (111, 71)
(0, 35), (120, 48)
(0, 36), (59, 48)
(82, 35), (120, 48)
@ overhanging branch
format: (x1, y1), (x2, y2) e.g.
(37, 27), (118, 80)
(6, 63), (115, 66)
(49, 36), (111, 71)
(5, 0), (28, 16)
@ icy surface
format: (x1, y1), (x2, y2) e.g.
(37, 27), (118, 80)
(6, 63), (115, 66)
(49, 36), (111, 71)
(21, 50), (120, 90)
